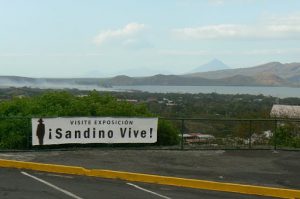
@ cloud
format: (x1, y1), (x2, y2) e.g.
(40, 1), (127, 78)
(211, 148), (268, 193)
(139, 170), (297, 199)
(94, 23), (146, 45)
(156, 48), (300, 57)
(158, 49), (209, 56)
(173, 24), (250, 39)
(175, 0), (191, 7)
(122, 38), (151, 48)
(172, 13), (300, 40)
(208, 0), (225, 6)
(44, 53), (105, 57)
(0, 53), (105, 57)
(0, 53), (36, 57)
(242, 48), (300, 55)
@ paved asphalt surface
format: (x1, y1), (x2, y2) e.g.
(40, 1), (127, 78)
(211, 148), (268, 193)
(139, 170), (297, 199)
(0, 149), (299, 198)
(0, 168), (274, 199)
(2, 149), (298, 189)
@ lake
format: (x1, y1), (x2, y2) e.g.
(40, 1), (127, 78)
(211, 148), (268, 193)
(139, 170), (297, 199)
(113, 86), (300, 98)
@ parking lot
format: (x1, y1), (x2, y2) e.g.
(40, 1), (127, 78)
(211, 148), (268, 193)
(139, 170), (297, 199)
(0, 149), (300, 199)
(0, 168), (275, 199)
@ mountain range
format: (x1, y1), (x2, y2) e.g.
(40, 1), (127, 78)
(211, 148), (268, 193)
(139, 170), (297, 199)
(101, 61), (300, 87)
(1, 61), (300, 89)
(185, 61), (300, 86)
(190, 58), (230, 73)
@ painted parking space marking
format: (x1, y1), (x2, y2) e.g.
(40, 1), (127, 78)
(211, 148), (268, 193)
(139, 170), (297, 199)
(46, 173), (74, 179)
(0, 158), (298, 198)
(127, 183), (172, 199)
(21, 171), (83, 199)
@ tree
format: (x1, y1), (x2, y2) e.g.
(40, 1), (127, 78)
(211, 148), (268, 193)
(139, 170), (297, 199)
(0, 91), (179, 149)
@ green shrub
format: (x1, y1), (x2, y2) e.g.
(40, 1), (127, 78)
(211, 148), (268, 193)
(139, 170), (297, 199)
(0, 91), (179, 149)
(0, 119), (29, 149)
(157, 120), (180, 145)
(291, 137), (300, 148)
(271, 124), (300, 148)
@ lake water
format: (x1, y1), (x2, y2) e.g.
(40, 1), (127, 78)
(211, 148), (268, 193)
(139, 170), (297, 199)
(5, 84), (298, 98)
(113, 85), (300, 98)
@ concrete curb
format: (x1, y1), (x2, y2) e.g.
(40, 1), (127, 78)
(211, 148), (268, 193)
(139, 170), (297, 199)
(0, 158), (299, 199)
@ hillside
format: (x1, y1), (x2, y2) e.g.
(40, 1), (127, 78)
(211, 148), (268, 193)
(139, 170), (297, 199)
(187, 62), (300, 79)
(101, 73), (292, 87)
(184, 62), (300, 86)
(0, 62), (299, 88)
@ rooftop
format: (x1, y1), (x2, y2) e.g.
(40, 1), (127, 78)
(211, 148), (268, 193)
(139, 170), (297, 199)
(270, 104), (300, 118)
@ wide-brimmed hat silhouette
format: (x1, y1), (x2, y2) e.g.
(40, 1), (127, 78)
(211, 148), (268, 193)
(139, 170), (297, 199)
(38, 118), (44, 123)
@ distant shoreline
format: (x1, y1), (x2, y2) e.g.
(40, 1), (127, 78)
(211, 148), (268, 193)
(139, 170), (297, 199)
(113, 85), (300, 98)
(1, 85), (299, 98)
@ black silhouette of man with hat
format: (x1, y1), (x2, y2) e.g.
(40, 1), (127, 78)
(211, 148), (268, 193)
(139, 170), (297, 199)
(36, 118), (45, 145)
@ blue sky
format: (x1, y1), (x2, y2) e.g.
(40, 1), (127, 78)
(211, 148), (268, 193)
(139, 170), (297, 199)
(1, 0), (300, 77)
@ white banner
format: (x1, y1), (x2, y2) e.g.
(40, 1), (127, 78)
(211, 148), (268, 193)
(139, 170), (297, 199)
(32, 117), (158, 146)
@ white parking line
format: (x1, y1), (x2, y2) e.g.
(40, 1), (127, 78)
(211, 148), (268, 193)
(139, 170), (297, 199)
(127, 183), (172, 199)
(46, 173), (74, 179)
(21, 171), (83, 199)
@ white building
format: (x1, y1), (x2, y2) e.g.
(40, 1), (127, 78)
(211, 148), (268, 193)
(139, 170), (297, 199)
(270, 104), (300, 118)
(180, 133), (215, 144)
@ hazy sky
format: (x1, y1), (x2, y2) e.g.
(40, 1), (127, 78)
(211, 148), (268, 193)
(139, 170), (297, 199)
(1, 0), (300, 77)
